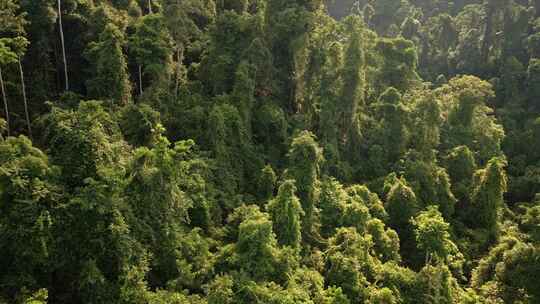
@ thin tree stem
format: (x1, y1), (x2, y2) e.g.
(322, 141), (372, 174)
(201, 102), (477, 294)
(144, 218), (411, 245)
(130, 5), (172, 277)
(139, 64), (143, 97)
(58, 0), (69, 91)
(0, 67), (9, 137)
(481, 2), (496, 66)
(18, 58), (31, 139)
(174, 46), (183, 100)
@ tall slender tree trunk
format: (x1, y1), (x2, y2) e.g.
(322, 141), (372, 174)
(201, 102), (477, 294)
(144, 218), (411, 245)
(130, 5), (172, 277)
(174, 46), (184, 100)
(481, 0), (507, 66)
(138, 64), (143, 96)
(148, 0), (153, 13)
(57, 0), (69, 91)
(481, 5), (494, 66)
(18, 58), (31, 139)
(0, 67), (9, 137)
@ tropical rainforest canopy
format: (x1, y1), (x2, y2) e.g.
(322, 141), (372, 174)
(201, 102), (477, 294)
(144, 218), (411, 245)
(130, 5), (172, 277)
(1, 0), (540, 303)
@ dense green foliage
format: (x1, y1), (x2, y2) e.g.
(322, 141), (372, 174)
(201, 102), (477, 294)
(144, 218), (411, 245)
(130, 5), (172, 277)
(1, 0), (540, 303)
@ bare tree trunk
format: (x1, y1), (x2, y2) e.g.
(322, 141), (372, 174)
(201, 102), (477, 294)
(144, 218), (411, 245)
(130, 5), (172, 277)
(18, 58), (31, 139)
(0, 67), (9, 137)
(139, 64), (143, 96)
(481, 9), (493, 65)
(481, 0), (503, 66)
(174, 46), (184, 100)
(58, 0), (69, 91)
(148, 0), (153, 13)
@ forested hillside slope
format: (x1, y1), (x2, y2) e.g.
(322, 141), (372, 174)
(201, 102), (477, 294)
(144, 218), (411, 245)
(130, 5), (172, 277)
(1, 0), (540, 303)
